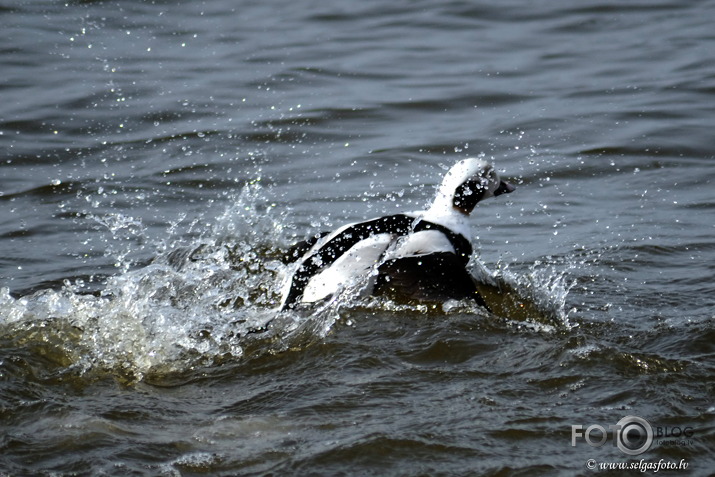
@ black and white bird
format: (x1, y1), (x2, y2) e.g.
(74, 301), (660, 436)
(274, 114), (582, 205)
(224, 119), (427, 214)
(280, 158), (515, 310)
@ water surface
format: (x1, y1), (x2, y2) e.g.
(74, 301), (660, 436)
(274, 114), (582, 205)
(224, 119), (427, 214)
(1, 0), (714, 475)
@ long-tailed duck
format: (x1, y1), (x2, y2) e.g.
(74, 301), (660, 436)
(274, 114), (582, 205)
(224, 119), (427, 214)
(280, 158), (515, 310)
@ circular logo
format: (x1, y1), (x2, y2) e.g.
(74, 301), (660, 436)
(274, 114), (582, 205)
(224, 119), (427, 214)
(616, 416), (653, 455)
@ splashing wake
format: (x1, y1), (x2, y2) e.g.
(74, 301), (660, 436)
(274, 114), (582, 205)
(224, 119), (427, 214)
(0, 182), (573, 382)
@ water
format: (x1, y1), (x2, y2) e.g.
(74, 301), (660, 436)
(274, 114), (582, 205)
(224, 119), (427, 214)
(1, 0), (714, 475)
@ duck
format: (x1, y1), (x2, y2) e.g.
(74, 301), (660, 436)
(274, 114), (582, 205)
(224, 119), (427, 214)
(280, 158), (515, 310)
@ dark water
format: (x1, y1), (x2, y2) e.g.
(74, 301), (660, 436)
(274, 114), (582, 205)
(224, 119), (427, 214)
(2, 0), (714, 475)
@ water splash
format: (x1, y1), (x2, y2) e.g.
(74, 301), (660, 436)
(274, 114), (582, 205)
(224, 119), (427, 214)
(89, 212), (147, 272)
(0, 180), (577, 382)
(0, 181), (287, 381)
(472, 258), (575, 330)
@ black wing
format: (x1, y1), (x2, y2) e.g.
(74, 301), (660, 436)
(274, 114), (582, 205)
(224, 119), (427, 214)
(281, 214), (415, 309)
(281, 232), (330, 264)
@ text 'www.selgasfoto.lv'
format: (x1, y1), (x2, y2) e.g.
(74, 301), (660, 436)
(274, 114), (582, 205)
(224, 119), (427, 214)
(585, 458), (688, 472)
